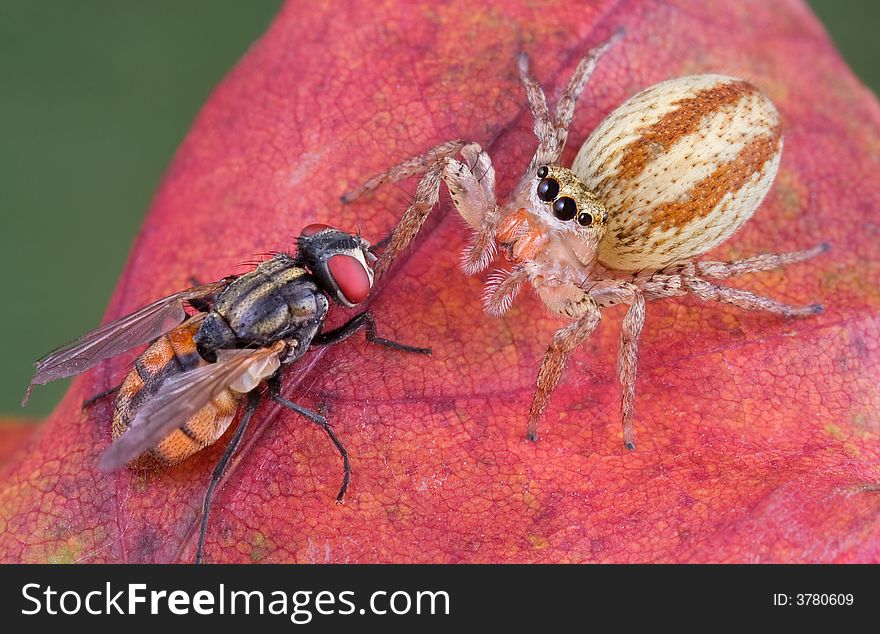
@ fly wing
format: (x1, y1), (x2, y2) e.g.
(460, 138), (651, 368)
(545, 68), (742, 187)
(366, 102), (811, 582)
(98, 341), (285, 471)
(23, 278), (233, 405)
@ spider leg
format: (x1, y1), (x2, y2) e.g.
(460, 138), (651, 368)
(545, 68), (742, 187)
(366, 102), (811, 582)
(617, 287), (645, 450)
(518, 31), (622, 175)
(684, 278), (823, 317)
(692, 243), (829, 280)
(344, 140), (499, 278)
(528, 298), (601, 441)
(483, 265), (529, 317)
(374, 165), (442, 278)
(554, 30), (623, 140)
(517, 52), (554, 168)
(641, 243), (827, 315)
(340, 139), (466, 204)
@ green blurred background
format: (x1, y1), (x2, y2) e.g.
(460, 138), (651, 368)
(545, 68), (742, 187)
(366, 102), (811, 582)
(0, 1), (876, 417)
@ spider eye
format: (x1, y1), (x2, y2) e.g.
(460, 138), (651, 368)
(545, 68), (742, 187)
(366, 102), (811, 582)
(537, 177), (559, 202)
(553, 196), (578, 221)
(537, 165), (549, 178)
(577, 211), (593, 227)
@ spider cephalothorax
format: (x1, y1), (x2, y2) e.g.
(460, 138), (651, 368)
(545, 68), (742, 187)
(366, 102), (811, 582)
(499, 165), (608, 273)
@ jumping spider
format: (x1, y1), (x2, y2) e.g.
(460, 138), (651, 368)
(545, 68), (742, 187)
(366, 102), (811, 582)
(343, 33), (825, 449)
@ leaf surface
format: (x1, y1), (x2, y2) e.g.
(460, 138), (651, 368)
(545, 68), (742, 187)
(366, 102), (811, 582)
(1, 0), (878, 563)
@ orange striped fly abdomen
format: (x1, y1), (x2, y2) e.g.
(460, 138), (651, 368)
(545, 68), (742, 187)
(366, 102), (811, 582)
(112, 317), (241, 466)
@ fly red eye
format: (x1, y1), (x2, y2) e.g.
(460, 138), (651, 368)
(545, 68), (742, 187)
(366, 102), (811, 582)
(300, 223), (332, 237)
(328, 254), (371, 305)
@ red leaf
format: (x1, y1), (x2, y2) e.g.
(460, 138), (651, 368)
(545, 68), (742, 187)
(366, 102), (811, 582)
(1, 0), (878, 563)
(0, 421), (38, 469)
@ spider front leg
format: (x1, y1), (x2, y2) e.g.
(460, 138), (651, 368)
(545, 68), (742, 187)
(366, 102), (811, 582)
(341, 139), (466, 203)
(517, 31), (622, 180)
(342, 140), (499, 277)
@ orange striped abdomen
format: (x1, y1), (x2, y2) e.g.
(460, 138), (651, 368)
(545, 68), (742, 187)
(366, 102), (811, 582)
(112, 319), (241, 466)
(573, 75), (783, 271)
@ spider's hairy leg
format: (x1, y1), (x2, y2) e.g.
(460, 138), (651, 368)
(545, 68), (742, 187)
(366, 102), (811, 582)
(554, 30), (623, 141)
(617, 285), (645, 451)
(643, 251), (824, 316)
(525, 278), (646, 447)
(456, 143), (500, 274)
(691, 243), (829, 281)
(527, 294), (601, 441)
(340, 139), (467, 204)
(684, 278), (824, 317)
(518, 30), (623, 176)
(374, 166), (441, 278)
(567, 278), (646, 449)
(483, 265), (529, 317)
(348, 141), (499, 278)
(517, 51), (553, 169)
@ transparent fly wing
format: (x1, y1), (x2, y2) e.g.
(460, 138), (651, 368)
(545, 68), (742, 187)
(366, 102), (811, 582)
(98, 341), (284, 471)
(23, 279), (232, 405)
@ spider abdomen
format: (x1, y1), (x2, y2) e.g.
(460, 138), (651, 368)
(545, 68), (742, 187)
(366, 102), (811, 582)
(572, 74), (782, 271)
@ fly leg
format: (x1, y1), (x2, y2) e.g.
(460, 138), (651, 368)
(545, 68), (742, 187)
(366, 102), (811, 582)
(267, 374), (351, 503)
(313, 312), (431, 355)
(187, 277), (213, 313)
(81, 383), (121, 410)
(367, 234), (392, 255)
(196, 389), (261, 564)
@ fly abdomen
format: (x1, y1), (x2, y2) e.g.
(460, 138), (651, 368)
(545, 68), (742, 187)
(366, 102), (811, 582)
(193, 312), (237, 359)
(113, 318), (240, 467)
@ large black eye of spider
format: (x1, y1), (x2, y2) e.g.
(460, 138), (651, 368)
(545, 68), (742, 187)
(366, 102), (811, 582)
(537, 177), (559, 202)
(553, 196), (578, 221)
(577, 211), (593, 226)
